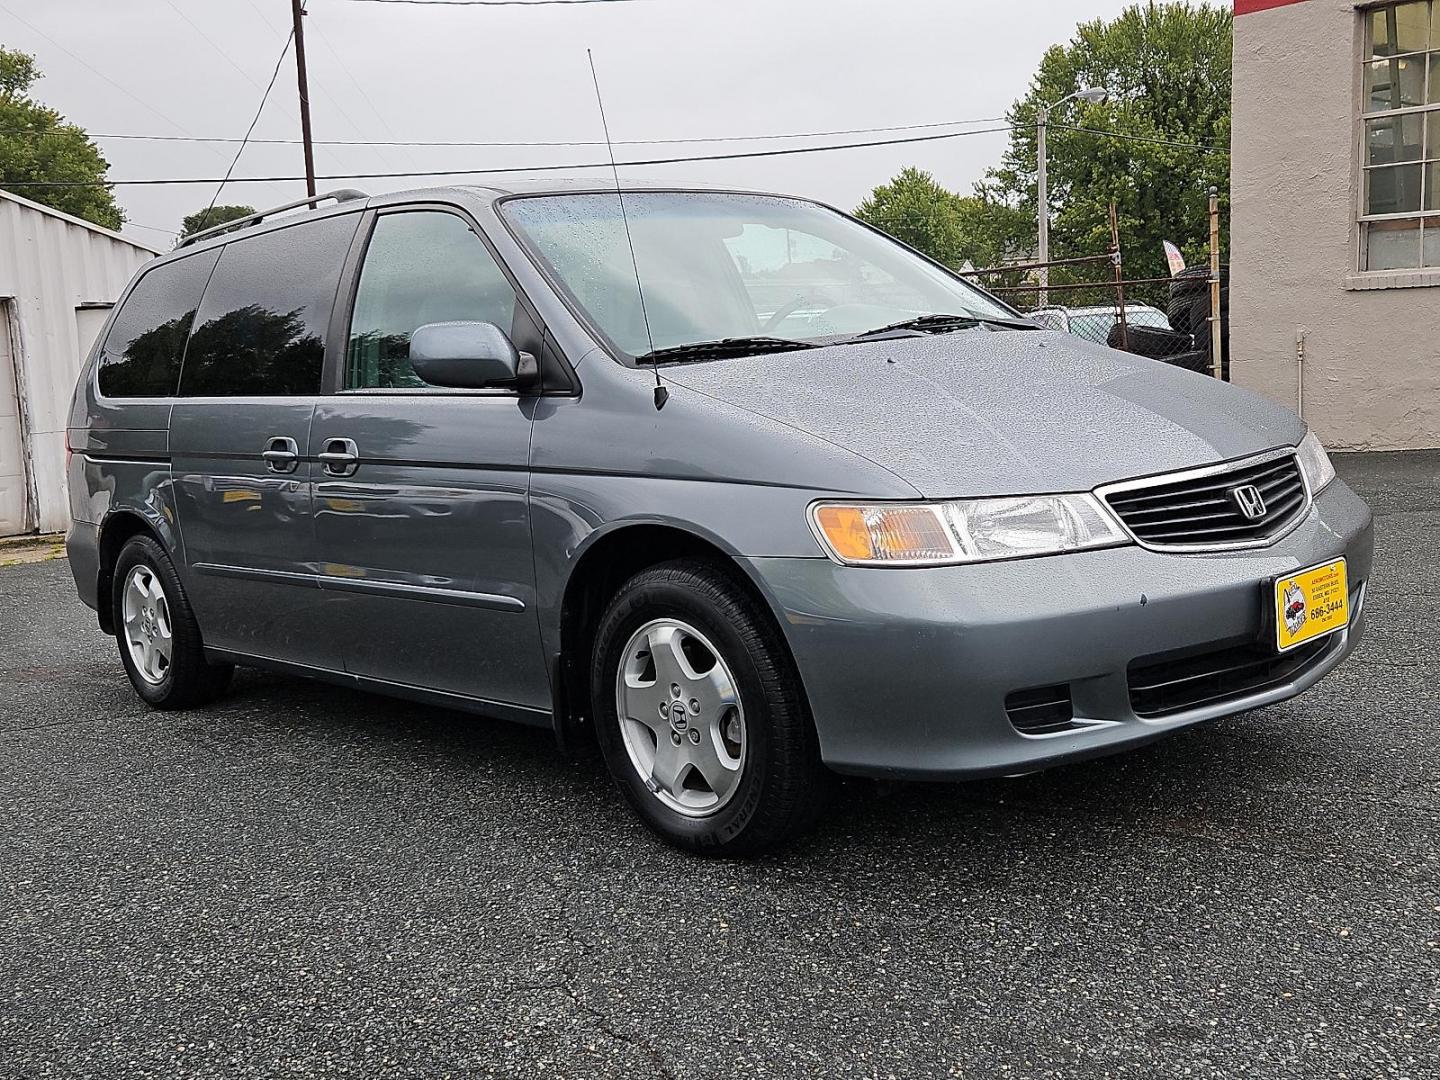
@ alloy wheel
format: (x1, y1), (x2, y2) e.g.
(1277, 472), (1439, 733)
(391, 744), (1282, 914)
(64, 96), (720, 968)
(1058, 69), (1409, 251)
(122, 565), (173, 685)
(614, 618), (746, 817)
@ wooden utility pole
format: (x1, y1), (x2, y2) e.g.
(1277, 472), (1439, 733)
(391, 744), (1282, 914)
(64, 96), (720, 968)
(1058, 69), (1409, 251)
(1109, 201), (1128, 353)
(291, 0), (316, 198)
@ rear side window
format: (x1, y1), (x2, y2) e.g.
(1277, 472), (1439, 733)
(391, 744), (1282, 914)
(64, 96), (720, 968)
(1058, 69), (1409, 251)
(179, 213), (359, 396)
(96, 250), (220, 398)
(345, 211), (517, 390)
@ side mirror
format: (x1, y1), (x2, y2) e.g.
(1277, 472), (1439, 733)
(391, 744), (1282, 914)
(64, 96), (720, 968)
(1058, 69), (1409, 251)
(408, 321), (539, 391)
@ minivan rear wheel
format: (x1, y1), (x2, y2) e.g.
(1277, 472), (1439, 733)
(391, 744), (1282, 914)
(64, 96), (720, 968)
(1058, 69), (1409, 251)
(590, 558), (827, 856)
(112, 535), (233, 709)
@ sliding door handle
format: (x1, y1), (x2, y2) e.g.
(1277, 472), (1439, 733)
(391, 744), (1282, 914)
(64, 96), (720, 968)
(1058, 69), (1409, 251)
(262, 436), (299, 474)
(318, 437), (360, 477)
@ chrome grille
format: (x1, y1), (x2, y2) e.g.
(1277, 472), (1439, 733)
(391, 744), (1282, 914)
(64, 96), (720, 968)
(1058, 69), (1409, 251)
(1099, 451), (1309, 550)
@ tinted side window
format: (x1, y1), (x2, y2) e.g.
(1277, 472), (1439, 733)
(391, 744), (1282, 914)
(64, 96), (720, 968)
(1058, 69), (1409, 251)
(97, 250), (220, 398)
(345, 212), (517, 389)
(179, 214), (359, 396)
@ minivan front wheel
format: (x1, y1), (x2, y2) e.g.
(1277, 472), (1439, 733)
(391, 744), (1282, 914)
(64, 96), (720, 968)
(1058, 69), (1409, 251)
(112, 535), (233, 709)
(591, 558), (826, 856)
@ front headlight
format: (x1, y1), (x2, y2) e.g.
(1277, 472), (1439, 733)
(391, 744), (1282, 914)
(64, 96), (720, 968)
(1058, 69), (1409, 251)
(809, 494), (1130, 567)
(1296, 430), (1336, 494)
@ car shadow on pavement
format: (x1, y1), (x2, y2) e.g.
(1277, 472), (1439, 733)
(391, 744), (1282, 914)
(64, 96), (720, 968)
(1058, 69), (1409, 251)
(214, 665), (1310, 880)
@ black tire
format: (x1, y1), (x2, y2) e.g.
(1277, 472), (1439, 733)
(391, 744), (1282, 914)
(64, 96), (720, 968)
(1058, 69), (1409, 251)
(1168, 266), (1230, 377)
(590, 558), (827, 856)
(1160, 348), (1211, 374)
(1105, 322), (1195, 360)
(111, 534), (234, 709)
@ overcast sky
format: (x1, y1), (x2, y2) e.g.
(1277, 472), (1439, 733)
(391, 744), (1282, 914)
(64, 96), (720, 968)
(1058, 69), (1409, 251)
(3, 0), (1150, 249)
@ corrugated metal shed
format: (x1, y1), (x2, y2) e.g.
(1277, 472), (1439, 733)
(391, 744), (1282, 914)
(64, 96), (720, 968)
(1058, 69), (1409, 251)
(0, 188), (160, 536)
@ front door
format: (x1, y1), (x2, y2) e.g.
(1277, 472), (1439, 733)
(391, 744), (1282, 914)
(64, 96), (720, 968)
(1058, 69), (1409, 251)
(170, 212), (361, 670)
(311, 208), (548, 709)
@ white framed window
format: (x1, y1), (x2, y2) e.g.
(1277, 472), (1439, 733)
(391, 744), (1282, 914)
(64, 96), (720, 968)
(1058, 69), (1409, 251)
(1360, 1), (1440, 270)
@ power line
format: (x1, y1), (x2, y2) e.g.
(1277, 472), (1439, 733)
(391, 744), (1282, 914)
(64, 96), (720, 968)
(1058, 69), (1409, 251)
(1051, 122), (1229, 154)
(162, 0), (266, 91)
(328, 0), (648, 5)
(15, 122), (1021, 187)
(0, 1), (225, 163)
(0, 116), (1011, 148)
(200, 27), (298, 222)
(125, 221), (181, 238)
(11, 119), (1232, 189)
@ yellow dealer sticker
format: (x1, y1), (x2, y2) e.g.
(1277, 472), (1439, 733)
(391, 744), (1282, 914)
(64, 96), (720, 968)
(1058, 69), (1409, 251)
(1274, 558), (1348, 653)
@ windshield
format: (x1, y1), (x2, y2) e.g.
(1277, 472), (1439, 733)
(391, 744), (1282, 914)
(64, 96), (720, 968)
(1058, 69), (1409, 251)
(502, 191), (1017, 357)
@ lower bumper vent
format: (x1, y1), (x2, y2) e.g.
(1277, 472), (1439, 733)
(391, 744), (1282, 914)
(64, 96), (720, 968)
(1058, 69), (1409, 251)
(1005, 684), (1075, 735)
(1127, 635), (1334, 719)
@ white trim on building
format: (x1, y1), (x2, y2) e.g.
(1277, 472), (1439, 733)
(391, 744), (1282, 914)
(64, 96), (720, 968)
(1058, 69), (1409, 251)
(0, 188), (161, 536)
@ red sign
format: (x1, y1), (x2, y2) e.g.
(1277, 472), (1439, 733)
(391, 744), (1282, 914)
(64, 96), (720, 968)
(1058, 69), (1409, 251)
(1235, 0), (1308, 14)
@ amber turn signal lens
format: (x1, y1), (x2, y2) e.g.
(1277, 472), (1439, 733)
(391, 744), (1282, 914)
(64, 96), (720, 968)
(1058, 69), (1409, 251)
(811, 504), (958, 564)
(813, 505), (875, 561)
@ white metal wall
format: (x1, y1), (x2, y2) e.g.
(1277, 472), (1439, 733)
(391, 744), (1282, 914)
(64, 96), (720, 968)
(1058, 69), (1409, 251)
(0, 191), (159, 535)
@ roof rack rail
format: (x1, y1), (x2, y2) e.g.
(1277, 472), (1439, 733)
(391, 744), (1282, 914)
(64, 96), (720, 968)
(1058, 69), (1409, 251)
(176, 188), (369, 248)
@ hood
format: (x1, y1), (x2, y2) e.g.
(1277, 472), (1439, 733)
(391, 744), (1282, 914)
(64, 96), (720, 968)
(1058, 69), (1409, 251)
(662, 330), (1306, 498)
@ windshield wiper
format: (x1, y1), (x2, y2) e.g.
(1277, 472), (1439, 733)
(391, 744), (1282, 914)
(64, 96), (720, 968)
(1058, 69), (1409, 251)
(635, 336), (818, 365)
(846, 312), (1040, 340)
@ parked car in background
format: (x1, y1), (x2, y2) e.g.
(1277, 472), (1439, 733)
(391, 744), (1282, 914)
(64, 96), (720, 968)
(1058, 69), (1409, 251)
(1031, 302), (1208, 371)
(65, 183), (1372, 856)
(1029, 302), (1173, 341)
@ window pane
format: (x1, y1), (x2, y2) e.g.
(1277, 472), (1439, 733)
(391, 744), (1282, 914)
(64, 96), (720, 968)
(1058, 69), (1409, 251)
(1429, 162), (1440, 209)
(1366, 57), (1426, 111)
(1367, 113), (1426, 163)
(1370, 6), (1395, 56)
(1425, 218), (1440, 264)
(345, 212), (517, 390)
(1365, 219), (1422, 269)
(1368, 162), (1425, 213)
(1396, 1), (1431, 52)
(1431, 109), (1440, 155)
(180, 214), (360, 396)
(1430, 53), (1440, 101)
(97, 250), (220, 398)
(1369, 2), (1433, 55)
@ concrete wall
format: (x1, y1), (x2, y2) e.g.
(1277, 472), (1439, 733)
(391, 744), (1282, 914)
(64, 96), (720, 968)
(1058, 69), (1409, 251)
(0, 190), (158, 535)
(1231, 0), (1440, 449)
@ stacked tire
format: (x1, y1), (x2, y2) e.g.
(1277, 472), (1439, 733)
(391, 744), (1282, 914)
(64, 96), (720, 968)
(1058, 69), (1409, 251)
(1168, 265), (1229, 379)
(1105, 322), (1198, 366)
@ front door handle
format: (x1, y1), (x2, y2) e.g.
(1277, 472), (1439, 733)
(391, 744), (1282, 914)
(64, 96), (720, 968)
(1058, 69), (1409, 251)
(317, 437), (360, 477)
(262, 436), (299, 474)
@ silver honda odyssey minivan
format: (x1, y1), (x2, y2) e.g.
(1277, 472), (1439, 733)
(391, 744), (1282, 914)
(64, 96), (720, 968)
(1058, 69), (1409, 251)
(66, 182), (1373, 854)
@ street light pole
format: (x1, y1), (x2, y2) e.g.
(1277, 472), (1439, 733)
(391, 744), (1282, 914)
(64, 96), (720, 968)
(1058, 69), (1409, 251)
(1037, 104), (1049, 306)
(1034, 87), (1107, 309)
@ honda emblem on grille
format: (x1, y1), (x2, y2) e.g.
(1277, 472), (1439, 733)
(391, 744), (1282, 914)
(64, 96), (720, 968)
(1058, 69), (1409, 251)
(1230, 483), (1267, 520)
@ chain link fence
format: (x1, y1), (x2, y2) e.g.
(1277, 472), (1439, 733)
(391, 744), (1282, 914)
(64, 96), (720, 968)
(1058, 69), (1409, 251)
(961, 199), (1230, 379)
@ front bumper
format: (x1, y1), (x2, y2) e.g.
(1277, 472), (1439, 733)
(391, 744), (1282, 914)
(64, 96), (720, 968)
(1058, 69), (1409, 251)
(741, 479), (1374, 780)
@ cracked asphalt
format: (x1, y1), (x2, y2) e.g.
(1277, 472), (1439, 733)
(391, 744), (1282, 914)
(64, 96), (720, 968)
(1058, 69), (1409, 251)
(1, 451), (1437, 1079)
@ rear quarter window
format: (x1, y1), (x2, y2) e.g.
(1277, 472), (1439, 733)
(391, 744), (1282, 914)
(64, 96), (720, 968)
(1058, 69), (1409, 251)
(96, 250), (221, 398)
(178, 213), (360, 396)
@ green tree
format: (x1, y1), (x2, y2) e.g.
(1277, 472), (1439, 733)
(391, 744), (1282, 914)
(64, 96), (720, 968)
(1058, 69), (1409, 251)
(986, 2), (1232, 281)
(179, 204), (256, 241)
(855, 167), (966, 265)
(0, 46), (123, 229)
(855, 166), (1031, 269)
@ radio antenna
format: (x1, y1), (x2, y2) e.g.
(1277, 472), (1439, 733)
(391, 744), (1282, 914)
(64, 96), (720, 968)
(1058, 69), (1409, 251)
(587, 49), (667, 410)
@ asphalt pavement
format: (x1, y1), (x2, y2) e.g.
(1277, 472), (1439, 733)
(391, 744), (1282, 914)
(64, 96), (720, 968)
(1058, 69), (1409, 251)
(1, 451), (1436, 1079)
